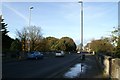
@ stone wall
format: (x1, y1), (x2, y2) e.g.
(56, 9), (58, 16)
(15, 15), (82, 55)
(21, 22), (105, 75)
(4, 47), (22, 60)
(111, 58), (120, 79)
(96, 54), (120, 80)
(103, 56), (111, 77)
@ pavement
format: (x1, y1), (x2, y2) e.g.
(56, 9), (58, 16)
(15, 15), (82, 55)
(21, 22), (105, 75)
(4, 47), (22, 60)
(78, 54), (104, 78)
(55, 54), (109, 79)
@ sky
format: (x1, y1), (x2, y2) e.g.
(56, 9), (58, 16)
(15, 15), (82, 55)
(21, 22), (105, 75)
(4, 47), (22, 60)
(1, 0), (119, 46)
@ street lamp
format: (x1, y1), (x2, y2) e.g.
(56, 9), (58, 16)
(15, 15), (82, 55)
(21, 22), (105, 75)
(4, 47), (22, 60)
(28, 6), (33, 52)
(29, 6), (34, 27)
(78, 1), (83, 52)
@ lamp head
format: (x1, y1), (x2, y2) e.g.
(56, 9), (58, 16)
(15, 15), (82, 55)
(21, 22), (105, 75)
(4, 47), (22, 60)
(30, 7), (34, 9)
(78, 0), (83, 3)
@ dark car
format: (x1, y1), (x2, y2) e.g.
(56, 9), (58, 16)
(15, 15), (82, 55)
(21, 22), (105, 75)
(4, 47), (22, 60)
(27, 51), (44, 59)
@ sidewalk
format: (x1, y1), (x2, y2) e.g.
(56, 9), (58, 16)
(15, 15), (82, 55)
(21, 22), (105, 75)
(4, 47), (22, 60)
(60, 54), (109, 79)
(78, 54), (105, 78)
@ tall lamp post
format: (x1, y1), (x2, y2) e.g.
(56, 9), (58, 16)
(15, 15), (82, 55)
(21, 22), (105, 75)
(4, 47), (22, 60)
(78, 1), (83, 53)
(28, 6), (33, 52)
(29, 6), (34, 27)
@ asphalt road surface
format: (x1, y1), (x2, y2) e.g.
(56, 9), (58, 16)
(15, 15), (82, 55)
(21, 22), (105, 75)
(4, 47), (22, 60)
(2, 53), (81, 79)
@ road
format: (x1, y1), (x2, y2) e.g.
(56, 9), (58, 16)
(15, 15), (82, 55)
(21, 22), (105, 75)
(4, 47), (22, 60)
(2, 53), (81, 79)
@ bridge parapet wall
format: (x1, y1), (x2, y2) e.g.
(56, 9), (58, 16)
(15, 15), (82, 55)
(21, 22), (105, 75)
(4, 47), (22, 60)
(96, 54), (120, 80)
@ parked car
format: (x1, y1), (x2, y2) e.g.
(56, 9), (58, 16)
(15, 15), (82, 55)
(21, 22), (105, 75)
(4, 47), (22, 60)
(55, 51), (65, 57)
(27, 51), (44, 59)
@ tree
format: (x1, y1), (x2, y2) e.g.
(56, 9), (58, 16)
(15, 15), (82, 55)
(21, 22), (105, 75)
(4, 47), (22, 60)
(16, 26), (43, 51)
(53, 37), (76, 51)
(37, 38), (49, 52)
(61, 37), (76, 51)
(111, 27), (120, 57)
(10, 38), (22, 51)
(0, 15), (14, 51)
(86, 38), (114, 55)
(42, 37), (76, 52)
(53, 39), (66, 51)
(45, 37), (59, 51)
(27, 26), (43, 51)
(111, 27), (118, 46)
(16, 27), (28, 52)
(115, 37), (120, 57)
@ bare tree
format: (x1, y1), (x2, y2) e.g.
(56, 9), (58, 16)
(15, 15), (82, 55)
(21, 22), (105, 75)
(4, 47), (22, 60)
(16, 27), (28, 52)
(16, 26), (43, 52)
(27, 26), (43, 51)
